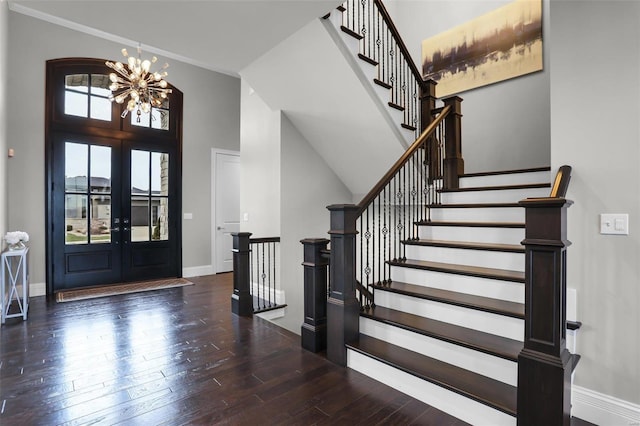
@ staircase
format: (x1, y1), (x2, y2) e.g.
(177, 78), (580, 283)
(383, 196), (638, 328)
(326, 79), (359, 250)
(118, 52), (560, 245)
(342, 167), (579, 425)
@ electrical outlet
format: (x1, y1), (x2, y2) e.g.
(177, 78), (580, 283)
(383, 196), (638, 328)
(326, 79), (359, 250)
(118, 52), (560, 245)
(600, 214), (628, 235)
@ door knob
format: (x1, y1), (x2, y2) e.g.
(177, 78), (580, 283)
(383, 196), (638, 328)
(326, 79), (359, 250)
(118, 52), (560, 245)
(217, 226), (224, 230)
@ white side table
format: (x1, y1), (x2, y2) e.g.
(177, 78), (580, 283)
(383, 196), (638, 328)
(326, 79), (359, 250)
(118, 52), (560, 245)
(1, 247), (29, 324)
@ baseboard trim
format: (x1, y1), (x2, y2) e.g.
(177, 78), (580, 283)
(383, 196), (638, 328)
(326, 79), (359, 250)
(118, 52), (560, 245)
(572, 385), (640, 425)
(182, 265), (214, 278)
(30, 282), (46, 297)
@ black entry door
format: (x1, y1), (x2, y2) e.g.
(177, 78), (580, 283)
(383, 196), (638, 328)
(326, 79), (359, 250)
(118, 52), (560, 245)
(51, 133), (178, 290)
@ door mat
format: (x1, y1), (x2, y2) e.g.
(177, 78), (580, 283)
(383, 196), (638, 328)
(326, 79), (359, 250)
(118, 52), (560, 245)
(55, 278), (194, 303)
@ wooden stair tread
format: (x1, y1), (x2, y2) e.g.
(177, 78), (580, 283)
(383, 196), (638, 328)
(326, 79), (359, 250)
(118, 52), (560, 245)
(340, 25), (363, 40)
(373, 281), (524, 319)
(416, 220), (525, 228)
(361, 305), (522, 361)
(347, 334), (518, 416)
(389, 259), (525, 283)
(403, 238), (524, 253)
(428, 202), (521, 208)
(438, 182), (550, 193)
(461, 166), (551, 178)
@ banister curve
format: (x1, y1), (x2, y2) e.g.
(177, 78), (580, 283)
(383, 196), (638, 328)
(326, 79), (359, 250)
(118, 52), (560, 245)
(357, 105), (451, 215)
(550, 165), (572, 198)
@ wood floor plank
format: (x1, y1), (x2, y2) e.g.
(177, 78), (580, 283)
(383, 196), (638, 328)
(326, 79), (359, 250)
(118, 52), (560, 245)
(1, 273), (463, 425)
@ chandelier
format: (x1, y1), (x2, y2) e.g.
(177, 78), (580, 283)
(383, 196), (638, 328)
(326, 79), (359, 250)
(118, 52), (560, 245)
(105, 46), (172, 121)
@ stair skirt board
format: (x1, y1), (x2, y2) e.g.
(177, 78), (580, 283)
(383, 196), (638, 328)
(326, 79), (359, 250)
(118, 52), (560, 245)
(458, 169), (551, 188)
(373, 291), (524, 341)
(347, 349), (516, 426)
(404, 245), (525, 272)
(390, 267), (524, 304)
(360, 317), (517, 386)
(429, 206), (525, 222)
(439, 187), (550, 204)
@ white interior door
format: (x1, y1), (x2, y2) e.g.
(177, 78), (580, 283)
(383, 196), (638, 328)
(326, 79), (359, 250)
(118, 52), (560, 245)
(214, 151), (240, 273)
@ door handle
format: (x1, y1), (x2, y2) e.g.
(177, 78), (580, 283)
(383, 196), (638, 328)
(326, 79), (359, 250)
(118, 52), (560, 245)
(217, 226), (225, 230)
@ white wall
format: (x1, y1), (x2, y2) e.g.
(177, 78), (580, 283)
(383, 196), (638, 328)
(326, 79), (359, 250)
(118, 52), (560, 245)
(0, 1), (7, 245)
(550, 0), (640, 408)
(239, 80), (281, 237)
(278, 113), (352, 333)
(390, 0), (551, 173)
(6, 11), (240, 285)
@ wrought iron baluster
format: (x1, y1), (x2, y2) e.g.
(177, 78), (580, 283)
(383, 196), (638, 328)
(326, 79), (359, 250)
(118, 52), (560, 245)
(272, 241), (277, 308)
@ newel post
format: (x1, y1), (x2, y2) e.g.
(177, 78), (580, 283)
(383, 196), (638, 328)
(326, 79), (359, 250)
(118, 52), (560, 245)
(517, 197), (573, 426)
(231, 232), (253, 317)
(442, 96), (464, 189)
(326, 204), (360, 366)
(420, 79), (438, 131)
(300, 238), (330, 352)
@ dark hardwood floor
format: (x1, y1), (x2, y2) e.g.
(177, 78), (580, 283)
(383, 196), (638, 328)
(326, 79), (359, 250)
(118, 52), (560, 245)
(0, 273), (469, 425)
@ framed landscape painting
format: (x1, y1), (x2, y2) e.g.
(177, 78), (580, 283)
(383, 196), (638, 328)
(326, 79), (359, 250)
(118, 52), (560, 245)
(421, 0), (543, 98)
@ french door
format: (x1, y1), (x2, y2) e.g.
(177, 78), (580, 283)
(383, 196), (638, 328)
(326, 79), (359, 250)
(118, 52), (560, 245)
(51, 133), (179, 290)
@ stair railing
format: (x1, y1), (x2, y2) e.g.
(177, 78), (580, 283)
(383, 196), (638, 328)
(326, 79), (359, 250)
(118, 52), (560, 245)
(339, 0), (429, 137)
(231, 233), (283, 316)
(319, 105), (451, 365)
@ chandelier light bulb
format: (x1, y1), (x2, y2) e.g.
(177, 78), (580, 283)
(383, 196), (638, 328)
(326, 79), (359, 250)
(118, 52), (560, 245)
(106, 45), (173, 122)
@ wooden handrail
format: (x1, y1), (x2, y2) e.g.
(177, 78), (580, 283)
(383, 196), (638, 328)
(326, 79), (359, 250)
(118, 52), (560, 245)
(357, 105), (451, 215)
(373, 0), (426, 91)
(249, 237), (281, 244)
(550, 165), (572, 198)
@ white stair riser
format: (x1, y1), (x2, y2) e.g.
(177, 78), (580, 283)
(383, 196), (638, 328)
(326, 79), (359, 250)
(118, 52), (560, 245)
(459, 170), (551, 188)
(391, 267), (524, 303)
(440, 187), (549, 204)
(374, 291), (524, 341)
(348, 350), (516, 425)
(418, 225), (524, 245)
(429, 207), (524, 222)
(404, 245), (524, 271)
(360, 317), (518, 386)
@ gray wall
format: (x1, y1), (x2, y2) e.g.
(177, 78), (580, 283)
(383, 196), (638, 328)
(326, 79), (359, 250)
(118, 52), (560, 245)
(0, 2), (7, 245)
(550, 1), (640, 405)
(390, 0), (551, 173)
(6, 11), (240, 285)
(279, 113), (352, 333)
(239, 80), (281, 237)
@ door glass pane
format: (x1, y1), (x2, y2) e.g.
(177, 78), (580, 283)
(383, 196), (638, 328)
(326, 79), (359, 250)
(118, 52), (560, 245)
(65, 74), (89, 93)
(90, 195), (111, 243)
(64, 91), (88, 118)
(151, 197), (169, 241)
(90, 96), (111, 121)
(65, 143), (88, 192)
(151, 108), (169, 130)
(131, 197), (149, 242)
(90, 145), (111, 193)
(131, 110), (151, 128)
(65, 194), (88, 244)
(90, 75), (111, 97)
(131, 150), (149, 194)
(151, 152), (169, 196)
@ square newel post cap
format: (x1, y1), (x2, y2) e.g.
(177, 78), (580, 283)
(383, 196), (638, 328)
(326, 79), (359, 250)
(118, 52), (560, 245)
(518, 197), (574, 209)
(327, 204), (359, 235)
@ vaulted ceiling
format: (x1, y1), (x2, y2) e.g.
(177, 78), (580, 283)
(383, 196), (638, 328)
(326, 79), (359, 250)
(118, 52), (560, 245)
(8, 0), (343, 76)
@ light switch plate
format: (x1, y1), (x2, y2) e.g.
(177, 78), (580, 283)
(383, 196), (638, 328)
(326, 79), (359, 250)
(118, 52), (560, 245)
(600, 213), (628, 235)
(183, 213), (193, 220)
